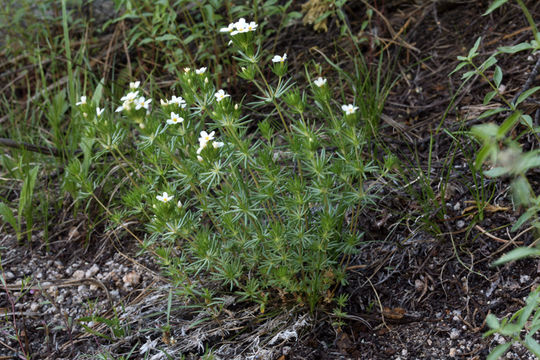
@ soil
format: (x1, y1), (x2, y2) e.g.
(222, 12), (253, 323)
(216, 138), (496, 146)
(2, 0), (540, 359)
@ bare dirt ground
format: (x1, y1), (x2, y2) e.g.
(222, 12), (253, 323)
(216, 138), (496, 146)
(2, 0), (540, 359)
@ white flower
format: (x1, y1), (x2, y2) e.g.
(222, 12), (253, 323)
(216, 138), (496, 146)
(129, 81), (140, 89)
(184, 67), (191, 73)
(116, 92), (139, 113)
(231, 18), (248, 35)
(196, 146), (204, 154)
(272, 53), (287, 63)
(160, 99), (169, 106)
(195, 67), (207, 75)
(197, 155), (203, 162)
(314, 77), (327, 87)
(214, 89), (230, 102)
(167, 112), (184, 125)
(199, 130), (215, 147)
(220, 23), (235, 33)
(221, 19), (257, 35)
(140, 337), (158, 355)
(169, 95), (187, 108)
(212, 141), (224, 149)
(342, 104), (359, 115)
(246, 21), (258, 32)
(76, 96), (87, 106)
(121, 91), (139, 102)
(156, 192), (173, 203)
(177, 200), (183, 208)
(96, 107), (104, 116)
(135, 97), (152, 110)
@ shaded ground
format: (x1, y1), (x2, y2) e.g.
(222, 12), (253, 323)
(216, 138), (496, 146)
(1, 0), (540, 359)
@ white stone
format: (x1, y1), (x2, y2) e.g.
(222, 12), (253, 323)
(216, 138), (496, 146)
(73, 270), (85, 280)
(86, 264), (100, 278)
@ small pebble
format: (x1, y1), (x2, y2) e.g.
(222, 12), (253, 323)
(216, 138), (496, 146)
(85, 264), (100, 278)
(401, 349), (408, 356)
(449, 348), (456, 357)
(123, 271), (141, 288)
(73, 270), (85, 280)
(450, 328), (460, 340)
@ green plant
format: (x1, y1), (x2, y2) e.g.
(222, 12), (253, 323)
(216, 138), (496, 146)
(453, 0), (540, 358)
(66, 13), (392, 314)
(483, 273), (540, 360)
(0, 165), (39, 244)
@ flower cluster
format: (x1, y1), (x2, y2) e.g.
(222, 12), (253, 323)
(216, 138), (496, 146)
(220, 18), (258, 35)
(115, 81), (152, 114)
(160, 95), (187, 108)
(196, 130), (224, 156)
(75, 95), (104, 119)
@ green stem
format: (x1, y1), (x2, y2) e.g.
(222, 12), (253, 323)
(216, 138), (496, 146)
(516, 0), (538, 40)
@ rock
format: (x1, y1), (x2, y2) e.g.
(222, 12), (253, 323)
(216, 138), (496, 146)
(30, 302), (40, 312)
(5, 271), (15, 280)
(73, 270), (85, 280)
(450, 328), (460, 340)
(86, 264), (100, 278)
(414, 279), (424, 291)
(123, 271), (141, 288)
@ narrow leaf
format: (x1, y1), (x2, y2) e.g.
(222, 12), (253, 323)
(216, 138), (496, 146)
(492, 247), (540, 266)
(478, 107), (506, 120)
(468, 37), (482, 59)
(493, 66), (503, 88)
(483, 90), (497, 105)
(497, 111), (521, 139)
(512, 208), (537, 231)
(516, 86), (540, 106)
(0, 202), (18, 231)
(498, 43), (533, 54)
(487, 343), (511, 360)
(484, 0), (509, 15)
